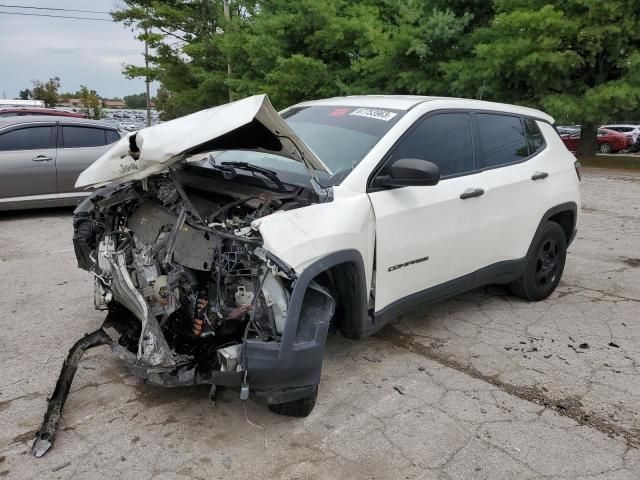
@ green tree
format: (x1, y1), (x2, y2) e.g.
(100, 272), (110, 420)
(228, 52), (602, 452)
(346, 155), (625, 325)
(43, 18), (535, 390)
(442, 0), (640, 155)
(112, 1), (488, 116)
(18, 88), (32, 100)
(123, 92), (149, 108)
(32, 77), (61, 107)
(112, 0), (232, 119)
(79, 85), (103, 119)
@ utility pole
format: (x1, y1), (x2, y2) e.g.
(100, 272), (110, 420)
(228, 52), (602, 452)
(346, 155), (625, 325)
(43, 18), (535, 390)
(223, 0), (232, 102)
(144, 27), (151, 127)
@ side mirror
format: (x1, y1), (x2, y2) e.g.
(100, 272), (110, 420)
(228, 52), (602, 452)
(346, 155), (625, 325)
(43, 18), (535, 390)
(372, 158), (440, 188)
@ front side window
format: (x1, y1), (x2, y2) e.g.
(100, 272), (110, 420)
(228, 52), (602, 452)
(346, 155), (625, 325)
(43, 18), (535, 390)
(62, 126), (106, 148)
(384, 112), (474, 178)
(524, 118), (545, 154)
(0, 126), (53, 151)
(477, 113), (528, 168)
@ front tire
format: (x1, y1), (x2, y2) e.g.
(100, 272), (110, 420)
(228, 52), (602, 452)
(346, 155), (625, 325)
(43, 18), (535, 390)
(268, 386), (318, 417)
(510, 222), (567, 301)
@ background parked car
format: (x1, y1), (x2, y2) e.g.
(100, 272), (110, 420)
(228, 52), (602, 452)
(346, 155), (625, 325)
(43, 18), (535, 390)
(0, 116), (121, 210)
(601, 124), (640, 144)
(560, 128), (631, 153)
(556, 126), (580, 136)
(0, 107), (86, 118)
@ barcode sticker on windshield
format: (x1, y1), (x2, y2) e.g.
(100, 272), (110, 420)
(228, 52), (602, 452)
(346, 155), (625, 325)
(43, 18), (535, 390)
(350, 108), (397, 121)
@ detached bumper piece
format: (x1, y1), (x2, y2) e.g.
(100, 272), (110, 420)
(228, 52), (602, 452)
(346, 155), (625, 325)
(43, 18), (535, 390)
(31, 327), (113, 457)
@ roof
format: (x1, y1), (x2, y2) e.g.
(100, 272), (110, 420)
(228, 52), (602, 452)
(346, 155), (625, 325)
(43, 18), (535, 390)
(294, 95), (441, 110)
(0, 115), (116, 130)
(294, 95), (554, 123)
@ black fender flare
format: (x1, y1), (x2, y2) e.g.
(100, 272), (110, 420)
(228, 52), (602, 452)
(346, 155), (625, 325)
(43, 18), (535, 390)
(280, 249), (371, 347)
(526, 202), (578, 260)
(244, 249), (371, 402)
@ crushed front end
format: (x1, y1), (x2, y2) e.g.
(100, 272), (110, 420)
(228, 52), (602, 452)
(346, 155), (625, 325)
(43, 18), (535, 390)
(32, 167), (334, 457)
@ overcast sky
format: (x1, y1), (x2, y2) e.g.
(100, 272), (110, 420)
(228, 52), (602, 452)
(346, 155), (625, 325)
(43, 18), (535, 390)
(0, 0), (158, 99)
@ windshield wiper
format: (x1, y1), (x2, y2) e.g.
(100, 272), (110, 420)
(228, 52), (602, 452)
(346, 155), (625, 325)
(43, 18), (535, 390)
(206, 157), (238, 180)
(220, 161), (286, 190)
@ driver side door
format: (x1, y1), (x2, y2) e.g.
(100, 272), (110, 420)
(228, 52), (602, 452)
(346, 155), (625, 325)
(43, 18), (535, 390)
(367, 112), (484, 317)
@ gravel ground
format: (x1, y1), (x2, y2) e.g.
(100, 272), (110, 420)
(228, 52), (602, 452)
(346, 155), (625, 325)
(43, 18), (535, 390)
(1, 168), (639, 479)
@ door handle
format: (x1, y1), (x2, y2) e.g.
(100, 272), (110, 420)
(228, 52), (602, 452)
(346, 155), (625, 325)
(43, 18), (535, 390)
(32, 155), (52, 162)
(531, 171), (548, 180)
(460, 188), (485, 199)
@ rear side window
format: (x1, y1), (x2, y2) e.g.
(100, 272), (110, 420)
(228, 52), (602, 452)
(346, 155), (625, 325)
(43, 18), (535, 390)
(387, 113), (474, 178)
(0, 126), (53, 151)
(477, 113), (528, 168)
(105, 129), (120, 144)
(62, 126), (107, 148)
(524, 118), (545, 154)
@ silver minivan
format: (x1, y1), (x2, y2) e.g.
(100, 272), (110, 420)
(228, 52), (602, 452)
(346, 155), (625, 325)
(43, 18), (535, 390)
(0, 115), (121, 210)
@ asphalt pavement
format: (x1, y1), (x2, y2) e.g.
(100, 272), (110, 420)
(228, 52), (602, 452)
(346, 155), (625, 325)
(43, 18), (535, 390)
(1, 168), (639, 479)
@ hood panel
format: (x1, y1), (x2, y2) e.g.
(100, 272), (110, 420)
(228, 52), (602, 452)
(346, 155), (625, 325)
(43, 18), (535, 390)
(76, 94), (330, 188)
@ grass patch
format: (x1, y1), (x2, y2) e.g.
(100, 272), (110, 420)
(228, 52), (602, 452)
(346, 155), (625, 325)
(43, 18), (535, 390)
(577, 154), (640, 170)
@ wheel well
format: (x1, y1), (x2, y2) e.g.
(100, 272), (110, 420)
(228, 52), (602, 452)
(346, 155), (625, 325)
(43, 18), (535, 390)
(548, 209), (574, 243)
(313, 261), (366, 339)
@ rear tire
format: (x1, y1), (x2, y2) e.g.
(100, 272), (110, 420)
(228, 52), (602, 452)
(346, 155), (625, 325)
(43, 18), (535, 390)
(268, 386), (318, 417)
(509, 222), (567, 301)
(598, 142), (613, 154)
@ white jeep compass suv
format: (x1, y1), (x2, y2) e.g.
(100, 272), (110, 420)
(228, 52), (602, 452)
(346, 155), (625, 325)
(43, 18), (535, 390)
(32, 94), (580, 456)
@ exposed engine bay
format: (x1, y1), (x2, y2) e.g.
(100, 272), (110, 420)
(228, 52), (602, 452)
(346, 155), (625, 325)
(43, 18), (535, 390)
(31, 163), (335, 457)
(78, 175), (294, 373)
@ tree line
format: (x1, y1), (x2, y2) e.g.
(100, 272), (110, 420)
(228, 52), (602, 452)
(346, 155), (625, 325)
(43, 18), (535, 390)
(19, 77), (154, 118)
(112, 0), (640, 154)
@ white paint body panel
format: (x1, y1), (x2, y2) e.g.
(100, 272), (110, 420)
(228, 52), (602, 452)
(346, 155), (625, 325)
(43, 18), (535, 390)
(258, 186), (376, 291)
(368, 174), (482, 309)
(72, 94), (579, 317)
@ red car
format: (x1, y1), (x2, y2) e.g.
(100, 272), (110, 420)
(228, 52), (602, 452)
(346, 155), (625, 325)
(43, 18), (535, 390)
(561, 128), (631, 153)
(0, 107), (86, 118)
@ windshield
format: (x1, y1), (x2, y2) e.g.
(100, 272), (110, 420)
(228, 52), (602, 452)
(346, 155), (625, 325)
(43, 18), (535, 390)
(282, 105), (405, 178)
(191, 104), (405, 188)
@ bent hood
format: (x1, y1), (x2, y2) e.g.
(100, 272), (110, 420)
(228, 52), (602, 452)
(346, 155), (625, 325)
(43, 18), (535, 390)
(76, 94), (330, 188)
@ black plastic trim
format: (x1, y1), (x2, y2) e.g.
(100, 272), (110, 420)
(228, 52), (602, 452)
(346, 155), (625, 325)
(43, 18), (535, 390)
(373, 258), (526, 326)
(460, 188), (485, 199)
(528, 202), (578, 251)
(245, 249), (370, 402)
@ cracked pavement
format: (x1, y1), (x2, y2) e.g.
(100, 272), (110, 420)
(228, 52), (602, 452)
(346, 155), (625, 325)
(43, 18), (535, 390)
(1, 168), (639, 479)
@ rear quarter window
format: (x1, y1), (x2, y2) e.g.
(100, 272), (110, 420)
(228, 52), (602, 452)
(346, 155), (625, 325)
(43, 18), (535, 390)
(524, 118), (546, 154)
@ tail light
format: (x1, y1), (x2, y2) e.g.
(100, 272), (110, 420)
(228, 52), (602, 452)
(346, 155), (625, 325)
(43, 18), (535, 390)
(574, 160), (582, 181)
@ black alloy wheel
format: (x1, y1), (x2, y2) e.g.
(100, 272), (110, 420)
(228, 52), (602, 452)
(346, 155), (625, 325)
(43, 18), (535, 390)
(509, 222), (567, 301)
(535, 237), (560, 289)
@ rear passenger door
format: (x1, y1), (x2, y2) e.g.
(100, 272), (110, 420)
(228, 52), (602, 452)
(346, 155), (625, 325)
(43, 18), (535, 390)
(470, 113), (550, 273)
(56, 125), (119, 195)
(0, 123), (57, 201)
